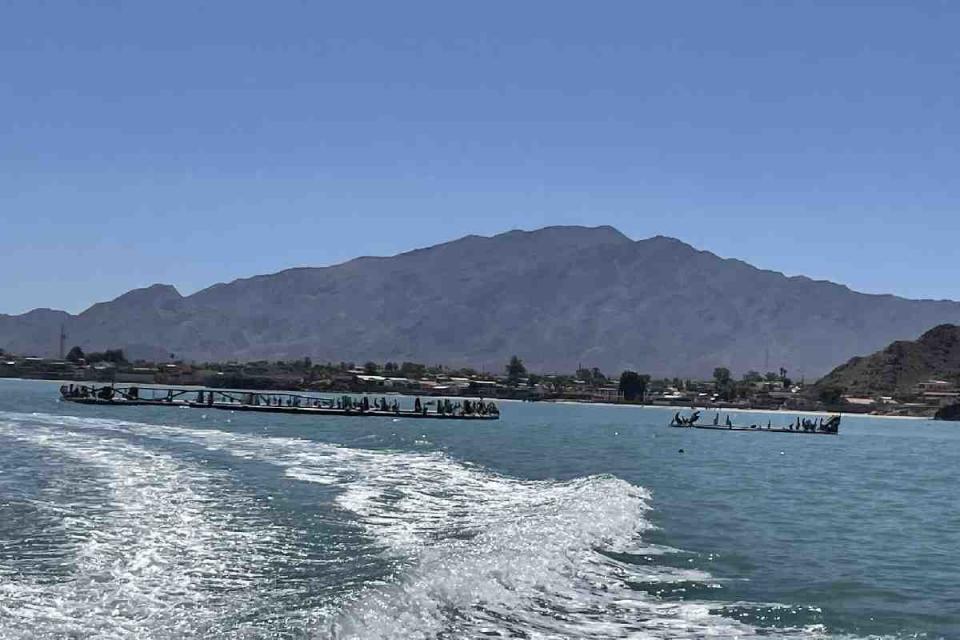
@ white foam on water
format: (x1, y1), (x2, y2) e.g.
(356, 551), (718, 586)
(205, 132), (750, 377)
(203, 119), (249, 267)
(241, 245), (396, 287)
(0, 416), (284, 639)
(0, 412), (862, 639)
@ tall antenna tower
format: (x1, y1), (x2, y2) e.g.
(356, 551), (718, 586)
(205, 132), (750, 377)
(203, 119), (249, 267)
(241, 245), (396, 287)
(59, 324), (67, 360)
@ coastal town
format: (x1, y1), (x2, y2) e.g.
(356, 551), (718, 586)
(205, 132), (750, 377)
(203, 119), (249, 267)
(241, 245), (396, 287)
(2, 345), (956, 418)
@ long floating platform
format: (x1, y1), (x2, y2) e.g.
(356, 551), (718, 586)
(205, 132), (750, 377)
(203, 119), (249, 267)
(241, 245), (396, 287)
(669, 412), (840, 435)
(59, 384), (500, 421)
(669, 423), (838, 435)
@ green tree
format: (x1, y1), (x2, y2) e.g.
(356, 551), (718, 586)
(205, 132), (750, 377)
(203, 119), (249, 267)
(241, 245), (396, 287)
(619, 371), (651, 402)
(713, 367), (731, 386)
(506, 355), (527, 385)
(87, 349), (126, 364)
(66, 346), (86, 363)
(363, 361), (379, 375)
(713, 367), (734, 400)
(576, 367), (607, 386)
(778, 367), (793, 387)
(399, 362), (426, 379)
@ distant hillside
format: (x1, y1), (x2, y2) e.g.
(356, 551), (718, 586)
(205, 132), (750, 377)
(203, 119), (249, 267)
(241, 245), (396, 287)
(3, 225), (960, 377)
(815, 324), (960, 396)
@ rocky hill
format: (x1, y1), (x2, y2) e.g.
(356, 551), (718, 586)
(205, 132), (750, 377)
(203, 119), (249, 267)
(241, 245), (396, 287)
(3, 225), (960, 377)
(814, 324), (960, 396)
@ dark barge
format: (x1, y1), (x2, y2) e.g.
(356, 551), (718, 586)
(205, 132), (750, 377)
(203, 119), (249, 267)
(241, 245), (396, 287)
(59, 384), (500, 421)
(669, 411), (840, 435)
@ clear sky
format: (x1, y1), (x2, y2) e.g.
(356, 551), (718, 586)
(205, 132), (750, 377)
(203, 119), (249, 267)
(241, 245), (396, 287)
(3, 1), (959, 315)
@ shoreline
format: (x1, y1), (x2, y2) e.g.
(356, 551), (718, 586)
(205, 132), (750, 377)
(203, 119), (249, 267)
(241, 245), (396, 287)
(3, 377), (935, 421)
(545, 399), (931, 421)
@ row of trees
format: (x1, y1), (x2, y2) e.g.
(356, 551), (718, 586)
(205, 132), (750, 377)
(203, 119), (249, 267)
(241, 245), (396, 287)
(504, 356), (652, 401)
(711, 366), (792, 401)
(65, 346), (127, 365)
(504, 357), (609, 388)
(366, 361), (433, 378)
(501, 356), (796, 404)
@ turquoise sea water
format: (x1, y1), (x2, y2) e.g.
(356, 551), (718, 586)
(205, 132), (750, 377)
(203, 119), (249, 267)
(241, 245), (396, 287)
(1, 378), (958, 639)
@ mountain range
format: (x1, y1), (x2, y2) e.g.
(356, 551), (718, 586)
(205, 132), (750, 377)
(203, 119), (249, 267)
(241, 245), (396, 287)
(3, 225), (960, 378)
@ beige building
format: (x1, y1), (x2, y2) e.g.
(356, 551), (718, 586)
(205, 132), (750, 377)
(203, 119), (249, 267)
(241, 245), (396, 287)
(914, 380), (960, 406)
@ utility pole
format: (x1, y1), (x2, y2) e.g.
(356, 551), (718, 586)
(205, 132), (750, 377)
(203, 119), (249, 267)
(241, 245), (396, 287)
(59, 324), (67, 360)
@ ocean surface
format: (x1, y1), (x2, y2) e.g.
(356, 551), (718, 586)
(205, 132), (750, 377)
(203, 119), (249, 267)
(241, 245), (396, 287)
(1, 379), (958, 639)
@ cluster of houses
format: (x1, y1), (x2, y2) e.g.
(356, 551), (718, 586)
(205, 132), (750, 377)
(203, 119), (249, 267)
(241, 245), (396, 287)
(0, 353), (806, 405)
(350, 371), (500, 394)
(841, 379), (960, 415)
(0, 355), (513, 396)
(649, 379), (808, 409)
(0, 356), (201, 384)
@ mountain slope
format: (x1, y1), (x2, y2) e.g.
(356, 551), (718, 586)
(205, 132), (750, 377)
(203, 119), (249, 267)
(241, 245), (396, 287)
(3, 225), (960, 377)
(814, 324), (960, 396)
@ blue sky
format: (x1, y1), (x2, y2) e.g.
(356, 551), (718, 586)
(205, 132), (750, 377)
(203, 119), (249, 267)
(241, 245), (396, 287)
(3, 1), (959, 314)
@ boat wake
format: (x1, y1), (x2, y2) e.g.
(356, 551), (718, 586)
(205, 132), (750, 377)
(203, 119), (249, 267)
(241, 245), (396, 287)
(0, 411), (852, 638)
(0, 416), (287, 638)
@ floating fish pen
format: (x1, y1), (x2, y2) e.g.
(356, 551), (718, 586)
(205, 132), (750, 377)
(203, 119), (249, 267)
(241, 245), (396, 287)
(59, 384), (500, 421)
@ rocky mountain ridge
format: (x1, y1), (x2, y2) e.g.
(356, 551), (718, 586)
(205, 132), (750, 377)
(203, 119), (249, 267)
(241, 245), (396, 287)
(3, 225), (959, 377)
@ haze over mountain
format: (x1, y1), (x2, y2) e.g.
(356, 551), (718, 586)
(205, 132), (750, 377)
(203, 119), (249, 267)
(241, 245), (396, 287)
(4, 225), (960, 378)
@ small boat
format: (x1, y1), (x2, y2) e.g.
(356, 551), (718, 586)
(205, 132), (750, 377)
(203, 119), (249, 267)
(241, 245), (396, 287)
(669, 411), (840, 435)
(58, 384), (500, 421)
